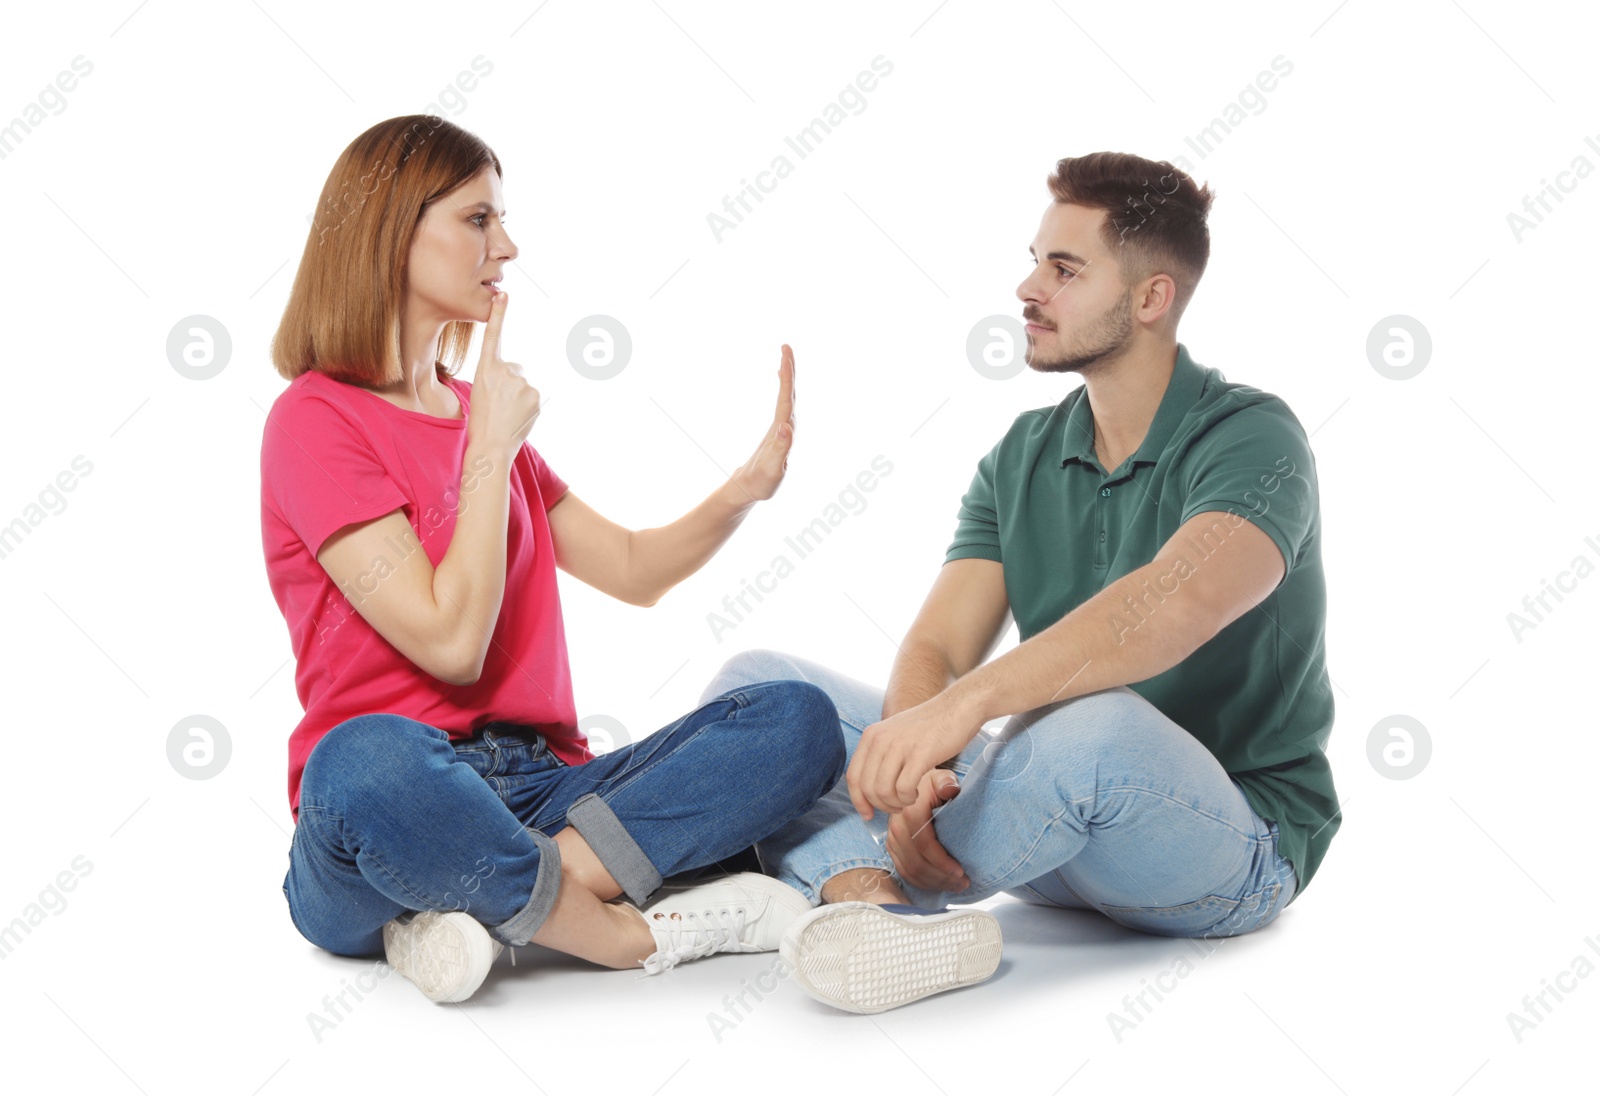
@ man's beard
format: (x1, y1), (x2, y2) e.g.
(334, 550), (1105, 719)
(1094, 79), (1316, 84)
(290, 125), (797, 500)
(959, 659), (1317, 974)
(1026, 290), (1133, 375)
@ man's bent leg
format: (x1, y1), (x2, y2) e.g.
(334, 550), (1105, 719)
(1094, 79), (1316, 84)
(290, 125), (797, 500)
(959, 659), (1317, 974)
(695, 652), (1012, 1012)
(908, 685), (1299, 938)
(699, 649), (904, 904)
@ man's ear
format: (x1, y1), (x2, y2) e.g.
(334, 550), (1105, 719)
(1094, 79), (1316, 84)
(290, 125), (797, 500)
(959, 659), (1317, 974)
(1135, 272), (1178, 325)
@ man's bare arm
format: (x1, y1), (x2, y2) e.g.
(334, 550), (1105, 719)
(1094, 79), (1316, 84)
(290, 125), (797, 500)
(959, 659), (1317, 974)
(846, 509), (1289, 816)
(883, 558), (1011, 720)
(940, 509), (1286, 728)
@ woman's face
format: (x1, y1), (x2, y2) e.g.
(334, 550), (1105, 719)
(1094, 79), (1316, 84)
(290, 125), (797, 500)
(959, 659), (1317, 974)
(405, 165), (517, 328)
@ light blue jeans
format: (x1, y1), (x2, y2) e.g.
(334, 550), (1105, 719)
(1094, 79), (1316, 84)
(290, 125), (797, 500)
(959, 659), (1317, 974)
(699, 649), (1298, 939)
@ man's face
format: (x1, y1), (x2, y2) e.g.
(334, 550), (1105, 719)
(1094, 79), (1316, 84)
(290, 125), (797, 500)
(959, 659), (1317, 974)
(1016, 201), (1134, 375)
(406, 165), (518, 327)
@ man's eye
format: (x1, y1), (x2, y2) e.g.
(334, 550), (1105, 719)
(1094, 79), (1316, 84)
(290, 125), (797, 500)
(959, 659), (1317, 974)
(1057, 265), (1074, 277)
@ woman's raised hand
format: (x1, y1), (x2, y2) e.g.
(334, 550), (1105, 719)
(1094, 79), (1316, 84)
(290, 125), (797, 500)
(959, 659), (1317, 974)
(467, 290), (542, 456)
(730, 344), (796, 502)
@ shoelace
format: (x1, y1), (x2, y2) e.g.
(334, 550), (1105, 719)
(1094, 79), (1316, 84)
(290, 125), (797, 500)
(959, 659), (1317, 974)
(639, 907), (749, 975)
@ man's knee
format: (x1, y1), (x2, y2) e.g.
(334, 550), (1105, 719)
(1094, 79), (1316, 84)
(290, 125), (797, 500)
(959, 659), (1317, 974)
(1023, 686), (1197, 773)
(708, 647), (801, 690)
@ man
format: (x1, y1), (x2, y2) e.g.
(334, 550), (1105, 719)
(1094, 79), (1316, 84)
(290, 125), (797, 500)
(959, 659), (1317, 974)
(700, 151), (1338, 1014)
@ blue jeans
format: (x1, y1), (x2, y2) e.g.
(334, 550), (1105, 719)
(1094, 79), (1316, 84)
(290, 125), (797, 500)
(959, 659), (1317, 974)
(283, 680), (845, 956)
(699, 650), (1298, 939)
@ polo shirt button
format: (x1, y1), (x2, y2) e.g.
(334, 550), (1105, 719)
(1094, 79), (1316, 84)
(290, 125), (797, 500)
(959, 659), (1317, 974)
(1100, 486), (1112, 497)
(1099, 531), (1107, 542)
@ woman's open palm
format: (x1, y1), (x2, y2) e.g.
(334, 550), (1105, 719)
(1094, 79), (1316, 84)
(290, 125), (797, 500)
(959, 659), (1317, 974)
(731, 344), (796, 502)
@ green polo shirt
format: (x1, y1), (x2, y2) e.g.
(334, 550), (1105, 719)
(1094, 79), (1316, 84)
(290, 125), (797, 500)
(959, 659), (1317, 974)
(945, 343), (1338, 898)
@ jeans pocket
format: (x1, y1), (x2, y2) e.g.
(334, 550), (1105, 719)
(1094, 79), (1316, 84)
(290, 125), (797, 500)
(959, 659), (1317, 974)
(1007, 880), (1058, 906)
(1101, 883), (1281, 939)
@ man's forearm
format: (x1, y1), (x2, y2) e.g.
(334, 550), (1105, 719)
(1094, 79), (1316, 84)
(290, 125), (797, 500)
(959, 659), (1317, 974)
(883, 641), (955, 720)
(628, 477), (758, 604)
(886, 641), (981, 770)
(937, 559), (1219, 729)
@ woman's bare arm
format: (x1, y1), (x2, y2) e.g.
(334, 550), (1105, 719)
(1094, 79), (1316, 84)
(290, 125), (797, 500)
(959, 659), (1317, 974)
(316, 437), (516, 686)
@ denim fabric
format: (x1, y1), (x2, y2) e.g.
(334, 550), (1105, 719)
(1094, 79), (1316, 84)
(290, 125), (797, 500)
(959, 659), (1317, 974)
(700, 650), (1298, 939)
(283, 680), (845, 955)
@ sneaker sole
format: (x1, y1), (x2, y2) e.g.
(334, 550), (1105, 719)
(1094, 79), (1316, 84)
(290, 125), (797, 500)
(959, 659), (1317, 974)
(382, 911), (499, 1003)
(780, 903), (1003, 1014)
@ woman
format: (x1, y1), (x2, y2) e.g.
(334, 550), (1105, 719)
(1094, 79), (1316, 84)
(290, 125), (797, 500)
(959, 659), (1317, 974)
(260, 114), (844, 1004)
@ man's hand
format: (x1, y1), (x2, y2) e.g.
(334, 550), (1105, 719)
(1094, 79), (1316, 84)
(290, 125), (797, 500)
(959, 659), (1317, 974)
(847, 694), (980, 818)
(886, 769), (969, 893)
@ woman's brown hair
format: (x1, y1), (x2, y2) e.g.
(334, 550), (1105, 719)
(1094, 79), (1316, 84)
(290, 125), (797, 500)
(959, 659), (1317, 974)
(1047, 152), (1214, 324)
(270, 114), (502, 384)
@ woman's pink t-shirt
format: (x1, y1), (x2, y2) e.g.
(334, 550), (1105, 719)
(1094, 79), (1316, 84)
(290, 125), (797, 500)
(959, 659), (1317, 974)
(259, 368), (591, 821)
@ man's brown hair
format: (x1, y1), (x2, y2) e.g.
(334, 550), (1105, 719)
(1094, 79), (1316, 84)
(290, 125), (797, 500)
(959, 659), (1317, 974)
(270, 114), (503, 385)
(1047, 152), (1215, 324)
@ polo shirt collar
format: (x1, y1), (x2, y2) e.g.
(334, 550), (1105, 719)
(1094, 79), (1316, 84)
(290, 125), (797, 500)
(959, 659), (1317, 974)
(1060, 342), (1206, 471)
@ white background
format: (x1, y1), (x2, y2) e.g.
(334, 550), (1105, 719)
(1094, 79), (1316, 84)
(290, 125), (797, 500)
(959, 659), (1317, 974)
(1, 0), (1595, 1092)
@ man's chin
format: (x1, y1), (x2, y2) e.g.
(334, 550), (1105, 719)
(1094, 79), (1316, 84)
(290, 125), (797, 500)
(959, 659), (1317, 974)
(1025, 353), (1080, 375)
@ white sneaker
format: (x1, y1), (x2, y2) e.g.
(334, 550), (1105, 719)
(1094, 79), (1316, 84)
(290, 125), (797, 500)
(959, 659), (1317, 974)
(780, 901), (1003, 1013)
(382, 909), (504, 1003)
(634, 872), (811, 975)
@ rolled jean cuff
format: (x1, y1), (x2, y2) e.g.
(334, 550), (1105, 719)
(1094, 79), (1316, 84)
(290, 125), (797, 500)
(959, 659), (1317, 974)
(801, 855), (896, 906)
(488, 827), (562, 947)
(567, 792), (663, 905)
